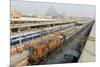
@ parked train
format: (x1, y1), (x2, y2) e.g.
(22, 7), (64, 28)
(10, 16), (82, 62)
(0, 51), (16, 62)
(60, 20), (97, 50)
(28, 35), (64, 64)
(11, 24), (75, 45)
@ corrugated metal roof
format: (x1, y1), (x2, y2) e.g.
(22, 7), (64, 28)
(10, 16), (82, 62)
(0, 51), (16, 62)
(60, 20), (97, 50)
(11, 17), (57, 22)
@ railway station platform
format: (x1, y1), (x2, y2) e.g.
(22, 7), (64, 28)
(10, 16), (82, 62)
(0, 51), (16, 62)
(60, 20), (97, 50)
(79, 23), (95, 62)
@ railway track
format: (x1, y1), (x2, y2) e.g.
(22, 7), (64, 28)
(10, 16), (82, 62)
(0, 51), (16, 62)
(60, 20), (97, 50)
(10, 24), (77, 66)
(10, 22), (94, 66)
(10, 24), (77, 55)
(40, 23), (93, 64)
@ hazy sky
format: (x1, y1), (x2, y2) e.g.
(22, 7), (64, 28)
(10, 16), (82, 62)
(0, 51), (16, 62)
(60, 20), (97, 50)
(11, 0), (95, 18)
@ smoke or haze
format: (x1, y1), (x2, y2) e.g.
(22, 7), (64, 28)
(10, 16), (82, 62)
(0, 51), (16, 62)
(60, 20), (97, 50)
(11, 0), (95, 18)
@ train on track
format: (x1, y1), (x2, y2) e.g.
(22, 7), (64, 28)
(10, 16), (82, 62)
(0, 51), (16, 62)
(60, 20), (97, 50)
(28, 35), (64, 64)
(11, 24), (75, 45)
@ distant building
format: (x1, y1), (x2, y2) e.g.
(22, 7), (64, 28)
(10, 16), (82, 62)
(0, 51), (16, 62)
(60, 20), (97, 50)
(45, 7), (59, 18)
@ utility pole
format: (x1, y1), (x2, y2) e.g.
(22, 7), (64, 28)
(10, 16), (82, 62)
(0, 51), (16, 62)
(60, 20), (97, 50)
(18, 21), (22, 53)
(48, 24), (50, 41)
(40, 26), (43, 44)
